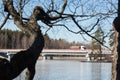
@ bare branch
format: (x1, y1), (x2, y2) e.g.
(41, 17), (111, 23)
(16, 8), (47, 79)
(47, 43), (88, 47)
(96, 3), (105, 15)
(51, 0), (54, 10)
(19, 0), (23, 22)
(107, 0), (117, 10)
(53, 24), (82, 34)
(71, 16), (111, 50)
(0, 13), (10, 30)
(86, 19), (99, 32)
(2, 0), (37, 35)
(45, 27), (51, 34)
(49, 0), (67, 20)
(2, 0), (21, 22)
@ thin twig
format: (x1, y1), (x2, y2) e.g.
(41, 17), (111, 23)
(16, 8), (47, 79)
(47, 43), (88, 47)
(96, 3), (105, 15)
(0, 13), (10, 30)
(71, 16), (111, 50)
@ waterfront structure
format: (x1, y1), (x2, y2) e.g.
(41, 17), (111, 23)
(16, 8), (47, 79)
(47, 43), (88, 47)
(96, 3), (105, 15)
(0, 49), (112, 61)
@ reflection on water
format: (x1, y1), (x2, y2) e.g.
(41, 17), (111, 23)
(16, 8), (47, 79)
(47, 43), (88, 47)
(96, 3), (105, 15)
(14, 60), (112, 80)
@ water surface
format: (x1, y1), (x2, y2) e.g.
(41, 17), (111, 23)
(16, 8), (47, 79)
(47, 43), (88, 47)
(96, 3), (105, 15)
(14, 60), (112, 80)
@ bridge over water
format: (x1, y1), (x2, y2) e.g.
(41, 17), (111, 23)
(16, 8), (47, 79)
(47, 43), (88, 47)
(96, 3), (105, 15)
(41, 49), (112, 61)
(41, 49), (89, 60)
(0, 49), (112, 61)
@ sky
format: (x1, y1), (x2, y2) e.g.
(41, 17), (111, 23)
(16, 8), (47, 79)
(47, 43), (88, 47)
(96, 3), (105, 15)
(0, 0), (117, 46)
(3, 20), (90, 43)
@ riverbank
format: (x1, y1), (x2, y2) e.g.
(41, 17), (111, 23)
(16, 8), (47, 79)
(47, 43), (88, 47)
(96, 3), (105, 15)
(38, 56), (112, 63)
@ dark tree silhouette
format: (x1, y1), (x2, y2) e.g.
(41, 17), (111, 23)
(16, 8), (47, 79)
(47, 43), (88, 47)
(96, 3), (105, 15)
(0, 0), (67, 80)
(0, 0), (117, 80)
(112, 0), (120, 80)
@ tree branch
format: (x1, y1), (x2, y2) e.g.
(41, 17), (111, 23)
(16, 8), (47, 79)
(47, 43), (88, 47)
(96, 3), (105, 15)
(19, 0), (23, 22)
(0, 13), (10, 30)
(2, 0), (20, 21)
(2, 0), (37, 35)
(49, 0), (67, 20)
(53, 24), (82, 34)
(86, 19), (99, 32)
(71, 16), (111, 50)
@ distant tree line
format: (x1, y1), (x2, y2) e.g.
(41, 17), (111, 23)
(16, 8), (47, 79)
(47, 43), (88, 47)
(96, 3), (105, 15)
(0, 29), (90, 49)
(0, 29), (31, 49)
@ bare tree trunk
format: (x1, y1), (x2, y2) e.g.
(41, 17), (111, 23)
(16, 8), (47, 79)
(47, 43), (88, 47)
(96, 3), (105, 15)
(116, 33), (120, 80)
(112, 31), (118, 80)
(1, 0), (67, 79)
(112, 0), (120, 80)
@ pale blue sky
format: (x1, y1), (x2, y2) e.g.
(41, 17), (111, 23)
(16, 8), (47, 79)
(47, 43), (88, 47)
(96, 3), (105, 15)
(0, 0), (117, 45)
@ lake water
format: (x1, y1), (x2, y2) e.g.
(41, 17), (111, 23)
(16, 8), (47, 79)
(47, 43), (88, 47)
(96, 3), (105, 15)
(14, 60), (112, 80)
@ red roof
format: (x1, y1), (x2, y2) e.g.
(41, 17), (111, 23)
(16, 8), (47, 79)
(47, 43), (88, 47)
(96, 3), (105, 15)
(70, 46), (80, 49)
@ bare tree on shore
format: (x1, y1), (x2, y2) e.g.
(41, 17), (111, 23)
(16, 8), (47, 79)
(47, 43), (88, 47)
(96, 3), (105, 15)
(0, 0), (118, 80)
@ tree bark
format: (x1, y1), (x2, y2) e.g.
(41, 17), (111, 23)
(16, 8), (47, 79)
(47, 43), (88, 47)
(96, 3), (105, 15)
(112, 0), (120, 80)
(2, 1), (45, 80)
(1, 0), (67, 79)
(116, 33), (120, 80)
(112, 31), (118, 80)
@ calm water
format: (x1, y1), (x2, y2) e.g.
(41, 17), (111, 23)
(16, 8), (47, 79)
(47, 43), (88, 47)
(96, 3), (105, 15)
(14, 60), (112, 80)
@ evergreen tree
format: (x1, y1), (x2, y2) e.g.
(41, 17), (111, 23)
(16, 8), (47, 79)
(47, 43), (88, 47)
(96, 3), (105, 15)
(91, 27), (105, 60)
(109, 29), (114, 48)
